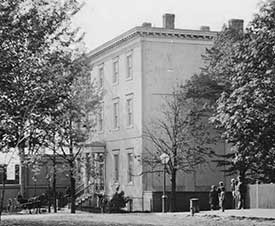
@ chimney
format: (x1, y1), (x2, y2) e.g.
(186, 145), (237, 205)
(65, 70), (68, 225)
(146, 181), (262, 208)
(163, 13), (175, 29)
(228, 19), (244, 33)
(200, 26), (210, 32)
(142, 22), (152, 28)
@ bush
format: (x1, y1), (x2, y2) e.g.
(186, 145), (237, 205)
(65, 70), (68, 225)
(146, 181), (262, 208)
(107, 191), (130, 213)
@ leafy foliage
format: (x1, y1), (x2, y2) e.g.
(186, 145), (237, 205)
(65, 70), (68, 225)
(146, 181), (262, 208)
(0, 0), (99, 213)
(107, 189), (130, 213)
(181, 26), (243, 176)
(0, 0), (83, 151)
(184, 0), (275, 182)
(213, 1), (275, 182)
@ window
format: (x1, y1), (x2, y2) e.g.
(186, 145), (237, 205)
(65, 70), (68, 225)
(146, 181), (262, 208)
(0, 164), (19, 184)
(126, 52), (133, 79)
(98, 103), (104, 131)
(113, 58), (119, 84)
(113, 99), (119, 129)
(127, 152), (134, 183)
(98, 64), (104, 88)
(126, 95), (133, 127)
(99, 164), (104, 190)
(77, 157), (81, 174)
(113, 153), (119, 182)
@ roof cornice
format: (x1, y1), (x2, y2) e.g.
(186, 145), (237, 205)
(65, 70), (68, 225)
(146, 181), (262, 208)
(87, 26), (218, 60)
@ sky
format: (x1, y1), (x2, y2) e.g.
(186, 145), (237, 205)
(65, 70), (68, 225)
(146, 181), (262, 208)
(73, 0), (263, 51)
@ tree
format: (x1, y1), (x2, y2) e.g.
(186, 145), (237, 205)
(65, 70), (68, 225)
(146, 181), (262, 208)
(26, 53), (99, 214)
(144, 88), (214, 212)
(201, 21), (244, 88)
(182, 20), (247, 178)
(211, 0), (275, 182)
(26, 53), (92, 213)
(53, 63), (99, 213)
(0, 0), (86, 196)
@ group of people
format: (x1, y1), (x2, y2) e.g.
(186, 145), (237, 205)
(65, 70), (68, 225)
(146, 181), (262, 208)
(209, 181), (226, 211)
(209, 176), (246, 212)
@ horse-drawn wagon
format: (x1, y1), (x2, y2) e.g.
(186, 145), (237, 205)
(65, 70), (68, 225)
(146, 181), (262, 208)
(15, 193), (48, 214)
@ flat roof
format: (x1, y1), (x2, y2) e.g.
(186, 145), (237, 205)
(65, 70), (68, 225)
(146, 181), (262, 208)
(87, 26), (218, 60)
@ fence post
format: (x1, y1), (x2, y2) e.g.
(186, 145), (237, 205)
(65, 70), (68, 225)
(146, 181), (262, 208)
(256, 180), (259, 208)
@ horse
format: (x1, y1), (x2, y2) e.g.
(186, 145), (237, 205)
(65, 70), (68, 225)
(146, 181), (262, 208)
(17, 194), (30, 213)
(17, 193), (47, 214)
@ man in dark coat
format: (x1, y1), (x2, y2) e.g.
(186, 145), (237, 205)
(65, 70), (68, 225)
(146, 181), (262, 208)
(209, 185), (219, 210)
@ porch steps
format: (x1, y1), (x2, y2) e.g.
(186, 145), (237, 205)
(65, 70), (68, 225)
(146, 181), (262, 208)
(76, 193), (94, 206)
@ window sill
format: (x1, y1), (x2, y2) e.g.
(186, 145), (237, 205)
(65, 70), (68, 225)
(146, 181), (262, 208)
(126, 125), (134, 129)
(125, 77), (133, 81)
(126, 181), (134, 186)
(0, 184), (20, 188)
(112, 182), (120, 187)
(112, 127), (120, 132)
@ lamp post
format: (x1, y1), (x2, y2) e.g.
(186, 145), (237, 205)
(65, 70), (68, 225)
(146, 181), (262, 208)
(32, 176), (37, 196)
(160, 153), (169, 213)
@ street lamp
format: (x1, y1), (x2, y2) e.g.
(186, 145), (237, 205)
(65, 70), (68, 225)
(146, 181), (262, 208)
(32, 176), (37, 196)
(160, 153), (169, 213)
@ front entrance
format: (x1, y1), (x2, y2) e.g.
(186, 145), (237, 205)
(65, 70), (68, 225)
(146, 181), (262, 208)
(85, 152), (104, 193)
(75, 142), (105, 209)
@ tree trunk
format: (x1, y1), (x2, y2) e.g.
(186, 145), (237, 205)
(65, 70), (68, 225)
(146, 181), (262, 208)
(53, 161), (57, 213)
(170, 169), (177, 212)
(18, 145), (26, 197)
(47, 179), (51, 213)
(53, 145), (57, 213)
(69, 117), (76, 214)
(0, 168), (6, 223)
(70, 166), (76, 214)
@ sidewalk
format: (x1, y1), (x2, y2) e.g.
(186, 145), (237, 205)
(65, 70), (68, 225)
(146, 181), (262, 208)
(64, 207), (275, 220)
(198, 208), (275, 220)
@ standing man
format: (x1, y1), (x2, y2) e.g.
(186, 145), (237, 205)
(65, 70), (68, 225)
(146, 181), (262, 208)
(217, 181), (225, 211)
(209, 185), (219, 210)
(231, 178), (236, 209)
(236, 176), (246, 209)
(219, 187), (226, 212)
